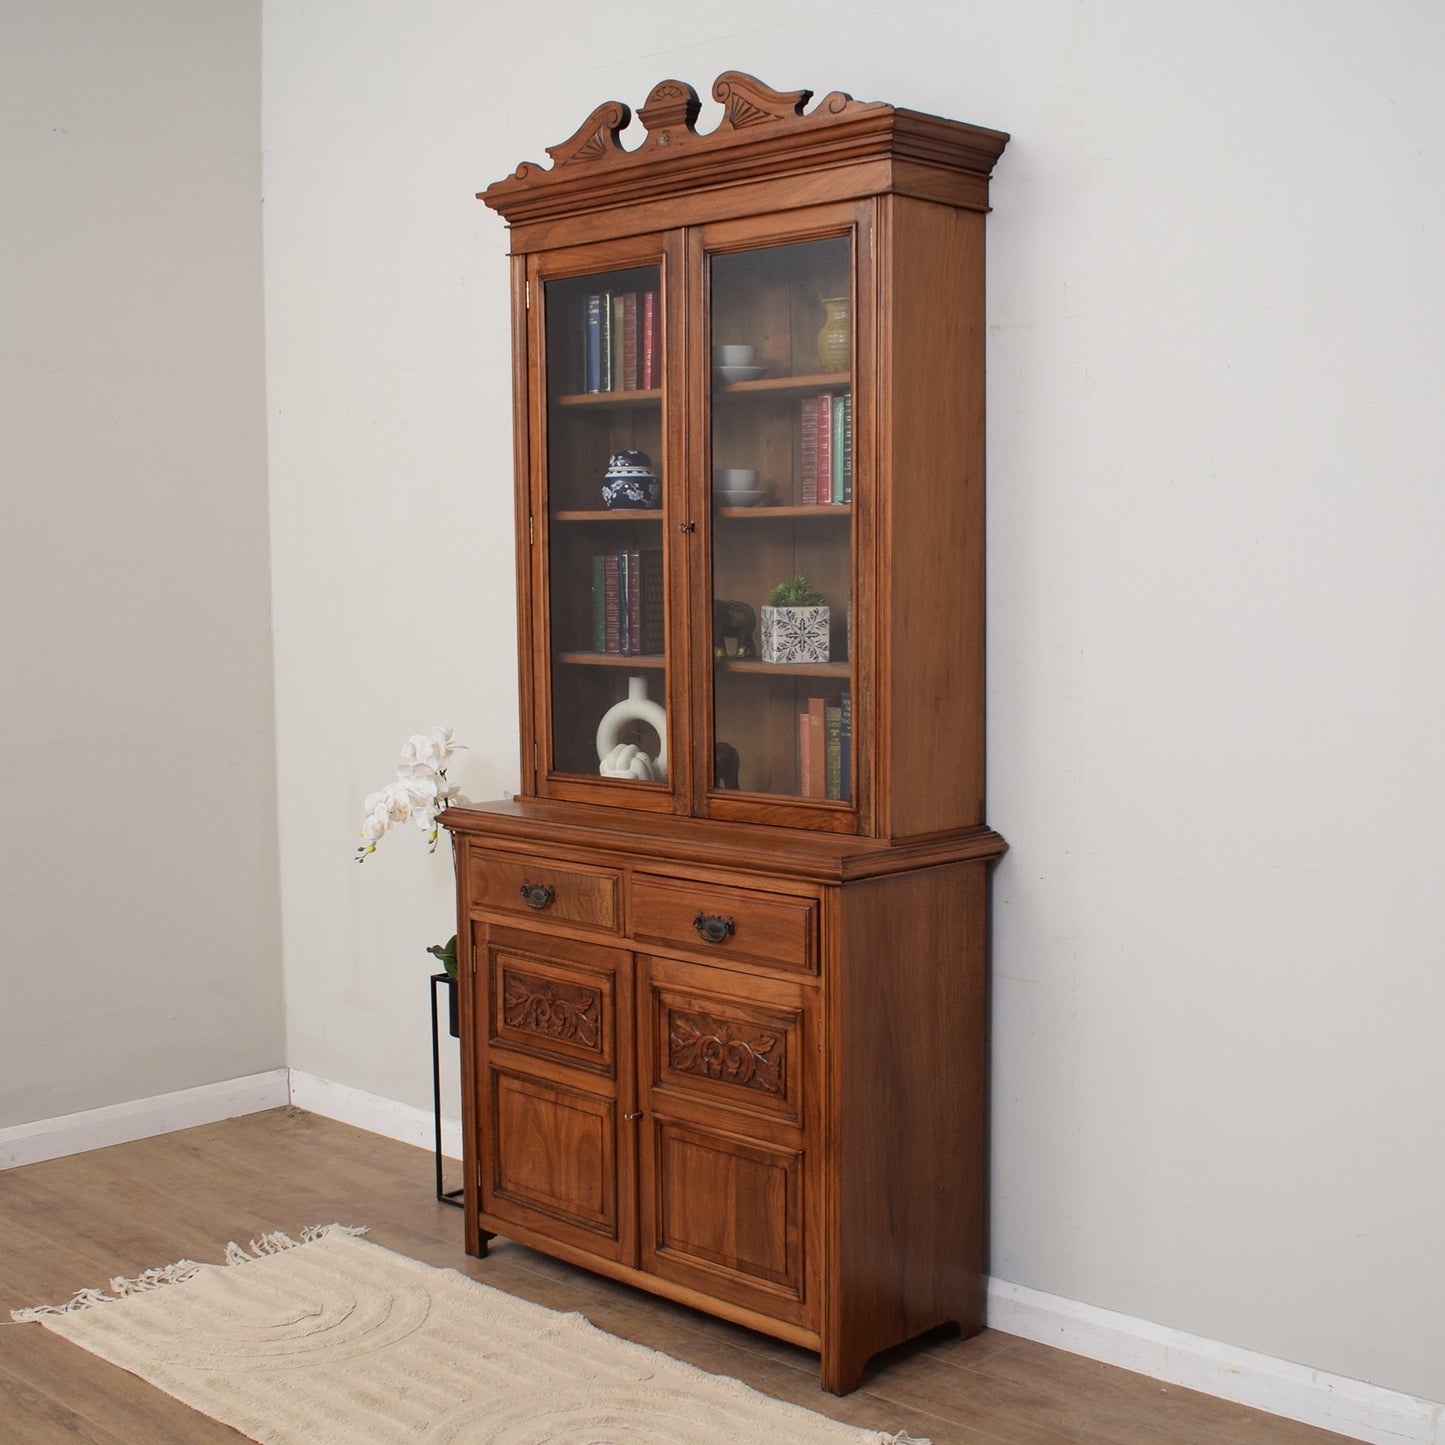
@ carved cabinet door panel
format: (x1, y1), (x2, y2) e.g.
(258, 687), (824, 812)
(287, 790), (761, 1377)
(634, 954), (821, 1329)
(476, 926), (637, 1266)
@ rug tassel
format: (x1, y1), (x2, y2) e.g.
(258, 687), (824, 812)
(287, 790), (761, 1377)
(882, 1433), (932, 1444)
(10, 1225), (369, 1322)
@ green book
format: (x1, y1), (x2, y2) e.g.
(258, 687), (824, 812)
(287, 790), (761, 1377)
(832, 395), (846, 503)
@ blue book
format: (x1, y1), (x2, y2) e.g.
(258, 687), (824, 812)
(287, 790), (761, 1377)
(585, 294), (602, 393)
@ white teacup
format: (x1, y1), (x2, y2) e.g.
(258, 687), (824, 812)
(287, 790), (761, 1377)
(713, 468), (758, 491)
(713, 345), (756, 368)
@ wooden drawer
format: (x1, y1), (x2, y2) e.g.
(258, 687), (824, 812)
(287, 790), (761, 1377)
(631, 874), (818, 974)
(468, 851), (620, 933)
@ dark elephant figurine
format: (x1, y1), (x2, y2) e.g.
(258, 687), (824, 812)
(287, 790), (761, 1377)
(714, 741), (741, 790)
(713, 598), (757, 659)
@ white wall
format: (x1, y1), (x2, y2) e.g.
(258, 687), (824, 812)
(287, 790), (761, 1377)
(261, 0), (1445, 1410)
(0, 0), (283, 1124)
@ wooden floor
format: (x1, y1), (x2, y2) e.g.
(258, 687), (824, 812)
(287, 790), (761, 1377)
(0, 1109), (1358, 1444)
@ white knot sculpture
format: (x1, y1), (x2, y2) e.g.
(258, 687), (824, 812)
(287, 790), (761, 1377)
(596, 674), (667, 782)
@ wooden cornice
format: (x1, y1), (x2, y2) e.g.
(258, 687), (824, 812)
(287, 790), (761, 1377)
(479, 71), (1009, 230)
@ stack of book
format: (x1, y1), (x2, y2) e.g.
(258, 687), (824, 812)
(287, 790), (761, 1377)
(584, 291), (661, 394)
(591, 549), (665, 656)
(798, 393), (853, 505)
(798, 693), (852, 801)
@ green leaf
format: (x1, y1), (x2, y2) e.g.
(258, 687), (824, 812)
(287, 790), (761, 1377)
(427, 933), (459, 980)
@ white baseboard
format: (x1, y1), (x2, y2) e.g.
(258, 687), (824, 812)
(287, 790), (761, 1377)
(0, 1070), (291, 1170)
(988, 1278), (1444, 1445)
(286, 1069), (462, 1163)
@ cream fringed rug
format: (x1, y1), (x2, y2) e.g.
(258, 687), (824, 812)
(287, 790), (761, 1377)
(11, 1226), (924, 1444)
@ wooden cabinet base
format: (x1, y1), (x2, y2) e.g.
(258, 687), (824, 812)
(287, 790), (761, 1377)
(445, 799), (1004, 1394)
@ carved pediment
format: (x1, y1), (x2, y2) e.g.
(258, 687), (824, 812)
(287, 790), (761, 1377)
(478, 71), (1009, 232)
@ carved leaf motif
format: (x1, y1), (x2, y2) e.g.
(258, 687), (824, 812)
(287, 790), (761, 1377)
(713, 70), (813, 130)
(544, 100), (632, 168)
(668, 1011), (783, 1095)
(503, 970), (601, 1049)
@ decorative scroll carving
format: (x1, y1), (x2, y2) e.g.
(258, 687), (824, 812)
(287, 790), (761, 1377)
(713, 71), (813, 130)
(637, 79), (701, 149)
(503, 970), (601, 1049)
(543, 100), (632, 168)
(669, 1010), (783, 1095)
(478, 72), (1004, 226)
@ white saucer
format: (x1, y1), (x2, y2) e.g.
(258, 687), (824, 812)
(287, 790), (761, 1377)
(717, 365), (768, 384)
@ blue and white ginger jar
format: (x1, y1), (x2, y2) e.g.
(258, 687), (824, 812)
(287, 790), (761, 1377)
(601, 451), (660, 509)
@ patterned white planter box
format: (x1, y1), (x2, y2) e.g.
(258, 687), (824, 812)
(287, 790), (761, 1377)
(760, 605), (830, 664)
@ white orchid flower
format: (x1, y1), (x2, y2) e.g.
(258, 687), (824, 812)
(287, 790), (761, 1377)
(356, 730), (463, 860)
(400, 726), (457, 775)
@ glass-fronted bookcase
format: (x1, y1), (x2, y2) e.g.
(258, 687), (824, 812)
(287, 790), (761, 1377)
(532, 222), (865, 828)
(445, 72), (1009, 1395)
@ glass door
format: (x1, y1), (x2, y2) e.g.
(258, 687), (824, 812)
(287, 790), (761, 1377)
(538, 260), (672, 800)
(705, 232), (856, 819)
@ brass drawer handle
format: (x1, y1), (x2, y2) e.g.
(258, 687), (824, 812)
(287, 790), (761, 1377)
(693, 911), (735, 944)
(520, 882), (556, 911)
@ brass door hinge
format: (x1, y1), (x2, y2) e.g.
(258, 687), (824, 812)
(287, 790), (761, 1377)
(525, 279), (532, 309)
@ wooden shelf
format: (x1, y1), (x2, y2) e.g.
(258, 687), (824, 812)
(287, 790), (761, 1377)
(556, 651), (665, 668)
(716, 658), (850, 678)
(713, 372), (851, 398)
(553, 509), (664, 523)
(554, 388), (662, 408)
(714, 504), (852, 519)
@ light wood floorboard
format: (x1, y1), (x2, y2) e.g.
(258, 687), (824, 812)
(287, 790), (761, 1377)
(0, 1108), (1360, 1444)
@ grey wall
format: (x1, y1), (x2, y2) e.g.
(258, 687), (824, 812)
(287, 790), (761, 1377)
(0, 0), (283, 1124)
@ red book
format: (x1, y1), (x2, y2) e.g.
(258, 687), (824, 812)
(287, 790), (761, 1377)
(800, 398), (818, 504)
(620, 292), (639, 390)
(626, 548), (643, 656)
(641, 291), (659, 389)
(815, 394), (834, 505)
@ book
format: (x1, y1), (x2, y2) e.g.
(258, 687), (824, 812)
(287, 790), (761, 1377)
(839, 690), (852, 802)
(603, 296), (614, 390)
(603, 554), (620, 652)
(800, 397), (818, 504)
(584, 294), (603, 393)
(798, 712), (813, 797)
(612, 293), (630, 390)
(639, 547), (665, 654)
(591, 554), (607, 652)
(625, 547), (643, 656)
(641, 290), (659, 389)
(620, 292), (639, 391)
(815, 393), (833, 505)
(832, 395), (847, 503)
(841, 393), (853, 502)
(825, 703), (843, 800)
(803, 697), (827, 798)
(617, 549), (631, 654)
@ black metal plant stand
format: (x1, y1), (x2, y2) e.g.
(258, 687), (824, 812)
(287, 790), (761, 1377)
(429, 971), (464, 1208)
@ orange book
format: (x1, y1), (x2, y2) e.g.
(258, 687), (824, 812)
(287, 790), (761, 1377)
(802, 697), (827, 798)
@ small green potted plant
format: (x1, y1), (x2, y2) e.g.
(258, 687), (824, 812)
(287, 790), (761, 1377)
(760, 575), (829, 664)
